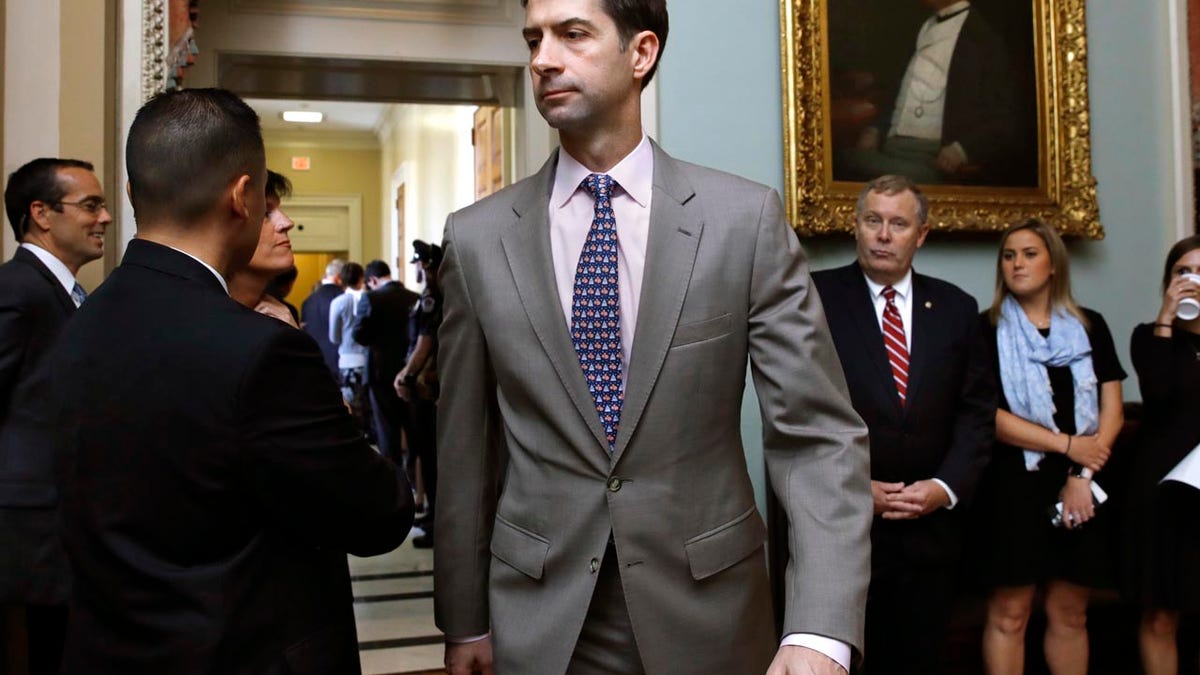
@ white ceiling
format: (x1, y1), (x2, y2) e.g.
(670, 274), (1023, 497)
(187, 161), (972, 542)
(247, 98), (389, 134)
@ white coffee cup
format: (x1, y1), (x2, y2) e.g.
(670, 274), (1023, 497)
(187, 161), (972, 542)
(1178, 273), (1200, 321)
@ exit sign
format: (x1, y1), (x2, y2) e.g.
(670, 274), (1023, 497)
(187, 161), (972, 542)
(291, 156), (311, 171)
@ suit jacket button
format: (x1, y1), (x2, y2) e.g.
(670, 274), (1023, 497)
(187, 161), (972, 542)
(607, 477), (622, 492)
(589, 558), (600, 573)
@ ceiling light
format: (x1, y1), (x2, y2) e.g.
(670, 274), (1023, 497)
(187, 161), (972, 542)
(281, 110), (324, 124)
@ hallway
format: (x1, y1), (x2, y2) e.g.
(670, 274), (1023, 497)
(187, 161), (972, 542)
(351, 533), (442, 674)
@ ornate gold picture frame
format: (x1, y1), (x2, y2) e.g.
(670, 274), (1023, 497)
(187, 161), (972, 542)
(781, 0), (1102, 238)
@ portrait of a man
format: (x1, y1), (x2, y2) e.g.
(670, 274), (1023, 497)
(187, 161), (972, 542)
(829, 0), (1038, 187)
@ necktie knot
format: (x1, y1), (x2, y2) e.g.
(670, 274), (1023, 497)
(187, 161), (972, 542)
(582, 173), (615, 201)
(71, 282), (87, 306)
(883, 286), (897, 303)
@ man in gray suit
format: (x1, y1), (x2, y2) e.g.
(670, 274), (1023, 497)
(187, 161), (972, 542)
(434, 1), (873, 674)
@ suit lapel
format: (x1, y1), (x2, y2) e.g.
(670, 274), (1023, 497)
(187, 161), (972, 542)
(612, 144), (702, 463)
(841, 263), (904, 414)
(904, 273), (932, 409)
(14, 247), (76, 316)
(501, 152), (612, 456)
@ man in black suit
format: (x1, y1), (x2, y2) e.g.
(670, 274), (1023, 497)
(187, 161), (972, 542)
(846, 0), (1023, 185)
(353, 260), (418, 467)
(301, 258), (344, 378)
(33, 89), (412, 674)
(812, 175), (994, 674)
(0, 158), (111, 675)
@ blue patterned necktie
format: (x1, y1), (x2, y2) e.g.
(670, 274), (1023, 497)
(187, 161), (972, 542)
(572, 173), (623, 450)
(71, 282), (87, 306)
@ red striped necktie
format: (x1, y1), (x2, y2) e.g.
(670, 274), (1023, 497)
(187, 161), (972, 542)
(882, 286), (909, 405)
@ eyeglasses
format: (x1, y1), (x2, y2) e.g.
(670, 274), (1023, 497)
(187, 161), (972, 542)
(56, 198), (108, 214)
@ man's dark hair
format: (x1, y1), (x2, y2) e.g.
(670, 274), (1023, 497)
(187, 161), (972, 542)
(126, 88), (264, 227)
(522, 0), (668, 90)
(365, 260), (391, 280)
(5, 158), (95, 240)
(341, 261), (365, 288)
(266, 170), (292, 202)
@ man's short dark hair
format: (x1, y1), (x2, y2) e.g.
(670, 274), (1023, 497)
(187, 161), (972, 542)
(5, 158), (95, 240)
(126, 88), (264, 227)
(266, 170), (292, 203)
(341, 262), (365, 288)
(365, 260), (391, 280)
(521, 0), (668, 90)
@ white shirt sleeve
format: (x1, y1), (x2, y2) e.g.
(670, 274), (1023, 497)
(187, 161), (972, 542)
(779, 633), (851, 672)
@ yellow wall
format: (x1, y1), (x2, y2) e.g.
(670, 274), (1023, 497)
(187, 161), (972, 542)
(264, 141), (383, 265)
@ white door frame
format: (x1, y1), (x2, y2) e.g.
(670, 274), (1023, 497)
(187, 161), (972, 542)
(283, 193), (363, 262)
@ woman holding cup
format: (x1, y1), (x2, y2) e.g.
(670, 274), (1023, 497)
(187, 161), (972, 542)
(1122, 235), (1200, 675)
(974, 218), (1126, 675)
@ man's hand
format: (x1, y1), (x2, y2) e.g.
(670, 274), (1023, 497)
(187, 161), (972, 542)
(766, 645), (847, 675)
(856, 127), (881, 151)
(934, 143), (968, 175)
(445, 637), (494, 675)
(881, 479), (949, 520)
(393, 370), (410, 401)
(871, 481), (904, 515)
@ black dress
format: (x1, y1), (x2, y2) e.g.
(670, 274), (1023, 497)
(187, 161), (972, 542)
(971, 308), (1127, 589)
(1121, 323), (1200, 611)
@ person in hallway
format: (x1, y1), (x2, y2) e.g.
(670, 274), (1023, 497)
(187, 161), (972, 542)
(37, 88), (412, 674)
(394, 240), (443, 550)
(435, 1), (872, 674)
(353, 259), (419, 467)
(303, 258), (345, 378)
(330, 261), (371, 435)
(1121, 235), (1200, 675)
(811, 175), (995, 675)
(0, 158), (111, 675)
(228, 170), (299, 327)
(973, 218), (1125, 675)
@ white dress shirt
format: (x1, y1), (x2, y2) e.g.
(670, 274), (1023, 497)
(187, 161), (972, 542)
(862, 269), (959, 509)
(889, 1), (971, 144)
(21, 243), (81, 307)
(545, 137), (850, 672)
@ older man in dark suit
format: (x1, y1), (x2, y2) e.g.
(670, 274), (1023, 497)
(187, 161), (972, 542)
(813, 174), (996, 674)
(0, 157), (111, 675)
(301, 258), (344, 378)
(30, 89), (412, 675)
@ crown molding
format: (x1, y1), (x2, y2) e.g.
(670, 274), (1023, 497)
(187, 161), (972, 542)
(229, 0), (516, 26)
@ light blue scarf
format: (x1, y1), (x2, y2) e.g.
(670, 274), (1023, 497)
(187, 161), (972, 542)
(996, 295), (1098, 470)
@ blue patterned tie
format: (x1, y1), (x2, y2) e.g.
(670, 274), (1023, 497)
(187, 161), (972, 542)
(572, 173), (623, 451)
(71, 282), (87, 306)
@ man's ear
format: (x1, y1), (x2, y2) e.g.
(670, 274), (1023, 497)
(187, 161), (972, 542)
(26, 200), (53, 233)
(229, 174), (253, 222)
(629, 30), (660, 83)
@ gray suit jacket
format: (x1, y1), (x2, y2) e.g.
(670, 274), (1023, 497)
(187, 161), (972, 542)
(434, 142), (872, 674)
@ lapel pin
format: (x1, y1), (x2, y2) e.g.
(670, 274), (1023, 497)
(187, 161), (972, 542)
(925, 301), (933, 309)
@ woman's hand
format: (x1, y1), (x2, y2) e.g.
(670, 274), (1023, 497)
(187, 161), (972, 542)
(1157, 273), (1200, 326)
(1059, 476), (1095, 530)
(1066, 434), (1110, 472)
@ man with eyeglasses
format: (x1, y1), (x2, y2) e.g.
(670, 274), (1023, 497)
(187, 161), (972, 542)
(0, 157), (110, 674)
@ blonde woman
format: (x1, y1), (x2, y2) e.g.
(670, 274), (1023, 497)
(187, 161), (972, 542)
(973, 218), (1125, 674)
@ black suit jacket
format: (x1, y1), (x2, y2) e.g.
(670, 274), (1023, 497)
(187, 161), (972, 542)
(0, 246), (77, 603)
(352, 280), (419, 386)
(301, 283), (343, 377)
(40, 240), (412, 674)
(812, 262), (995, 565)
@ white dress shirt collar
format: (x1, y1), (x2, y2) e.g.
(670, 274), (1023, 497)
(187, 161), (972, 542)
(20, 243), (78, 302)
(552, 134), (653, 209)
(863, 267), (913, 303)
(161, 244), (230, 295)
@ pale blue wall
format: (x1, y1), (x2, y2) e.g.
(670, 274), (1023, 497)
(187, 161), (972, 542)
(656, 1), (1182, 511)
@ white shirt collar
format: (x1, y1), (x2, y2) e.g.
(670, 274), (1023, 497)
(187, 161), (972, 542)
(551, 134), (653, 209)
(863, 268), (914, 302)
(160, 244), (229, 295)
(20, 243), (77, 298)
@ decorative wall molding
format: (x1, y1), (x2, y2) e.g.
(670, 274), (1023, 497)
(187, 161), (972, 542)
(228, 0), (515, 26)
(141, 0), (167, 101)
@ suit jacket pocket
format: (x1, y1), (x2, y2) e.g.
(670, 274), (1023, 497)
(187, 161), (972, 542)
(670, 313), (733, 348)
(490, 515), (550, 580)
(684, 505), (766, 581)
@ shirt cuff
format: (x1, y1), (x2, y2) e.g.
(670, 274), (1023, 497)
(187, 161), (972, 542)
(932, 478), (959, 509)
(780, 633), (851, 672)
(446, 633), (490, 644)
